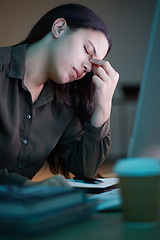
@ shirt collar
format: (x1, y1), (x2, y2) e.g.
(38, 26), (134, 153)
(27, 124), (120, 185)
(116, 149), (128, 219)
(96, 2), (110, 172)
(34, 80), (56, 108)
(7, 44), (56, 106)
(7, 44), (27, 80)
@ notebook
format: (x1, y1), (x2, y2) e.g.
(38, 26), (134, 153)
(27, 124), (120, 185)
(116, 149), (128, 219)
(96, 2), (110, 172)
(67, 178), (119, 193)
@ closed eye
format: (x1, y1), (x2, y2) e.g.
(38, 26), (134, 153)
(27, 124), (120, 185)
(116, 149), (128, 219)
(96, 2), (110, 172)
(84, 45), (89, 55)
(84, 45), (94, 59)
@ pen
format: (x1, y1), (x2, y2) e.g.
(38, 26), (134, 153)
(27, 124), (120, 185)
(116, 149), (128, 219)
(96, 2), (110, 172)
(73, 176), (103, 184)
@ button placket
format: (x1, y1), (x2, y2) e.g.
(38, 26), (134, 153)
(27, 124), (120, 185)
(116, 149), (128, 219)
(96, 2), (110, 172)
(22, 114), (32, 145)
(16, 88), (33, 171)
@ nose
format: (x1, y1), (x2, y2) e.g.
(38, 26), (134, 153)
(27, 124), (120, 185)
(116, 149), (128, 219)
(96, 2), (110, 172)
(82, 59), (92, 73)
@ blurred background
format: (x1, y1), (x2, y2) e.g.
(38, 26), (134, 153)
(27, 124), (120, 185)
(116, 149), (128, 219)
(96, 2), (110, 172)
(0, 0), (156, 165)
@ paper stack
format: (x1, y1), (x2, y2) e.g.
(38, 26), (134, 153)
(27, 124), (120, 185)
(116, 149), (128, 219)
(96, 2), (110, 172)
(0, 184), (96, 237)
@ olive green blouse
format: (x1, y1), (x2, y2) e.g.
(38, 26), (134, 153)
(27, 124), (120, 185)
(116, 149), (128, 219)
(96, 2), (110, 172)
(0, 44), (111, 179)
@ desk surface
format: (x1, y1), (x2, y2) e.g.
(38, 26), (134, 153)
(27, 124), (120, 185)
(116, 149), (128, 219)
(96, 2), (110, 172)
(8, 208), (158, 240)
(40, 212), (160, 240)
(3, 172), (160, 240)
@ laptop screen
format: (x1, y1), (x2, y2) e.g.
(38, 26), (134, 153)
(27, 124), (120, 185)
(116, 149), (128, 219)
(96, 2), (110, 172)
(127, 0), (160, 158)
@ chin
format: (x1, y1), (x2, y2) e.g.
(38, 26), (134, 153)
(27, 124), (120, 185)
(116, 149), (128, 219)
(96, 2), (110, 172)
(52, 75), (68, 84)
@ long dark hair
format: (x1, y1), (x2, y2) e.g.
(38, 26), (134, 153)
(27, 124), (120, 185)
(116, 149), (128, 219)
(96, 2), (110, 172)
(20, 3), (112, 177)
(21, 3), (111, 46)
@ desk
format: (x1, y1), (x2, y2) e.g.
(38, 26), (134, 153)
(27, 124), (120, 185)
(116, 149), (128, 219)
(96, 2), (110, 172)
(2, 178), (160, 240)
(20, 210), (159, 240)
(6, 203), (159, 240)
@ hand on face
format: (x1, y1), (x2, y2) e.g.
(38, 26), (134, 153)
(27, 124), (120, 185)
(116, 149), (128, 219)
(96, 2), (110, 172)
(90, 58), (119, 127)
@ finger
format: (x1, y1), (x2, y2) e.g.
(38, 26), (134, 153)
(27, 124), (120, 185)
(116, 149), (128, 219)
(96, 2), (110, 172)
(92, 75), (104, 89)
(90, 59), (114, 74)
(90, 58), (107, 66)
(92, 65), (109, 81)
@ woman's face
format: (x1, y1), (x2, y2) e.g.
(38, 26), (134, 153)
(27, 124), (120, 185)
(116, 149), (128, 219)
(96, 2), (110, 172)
(48, 24), (109, 84)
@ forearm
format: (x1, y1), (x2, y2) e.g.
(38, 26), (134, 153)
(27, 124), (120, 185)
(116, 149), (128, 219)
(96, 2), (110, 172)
(91, 102), (112, 127)
(76, 122), (111, 177)
(57, 119), (111, 178)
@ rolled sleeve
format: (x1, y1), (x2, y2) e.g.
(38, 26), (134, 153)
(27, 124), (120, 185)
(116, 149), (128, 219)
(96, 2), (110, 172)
(84, 118), (111, 140)
(53, 116), (111, 178)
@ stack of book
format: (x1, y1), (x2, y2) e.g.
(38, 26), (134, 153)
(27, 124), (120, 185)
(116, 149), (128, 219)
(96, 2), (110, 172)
(0, 183), (96, 237)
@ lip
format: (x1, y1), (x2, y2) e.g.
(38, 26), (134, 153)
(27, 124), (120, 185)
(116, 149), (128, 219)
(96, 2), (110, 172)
(73, 68), (79, 79)
(73, 68), (83, 80)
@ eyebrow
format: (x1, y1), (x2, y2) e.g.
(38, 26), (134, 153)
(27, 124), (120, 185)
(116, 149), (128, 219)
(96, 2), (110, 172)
(88, 40), (97, 56)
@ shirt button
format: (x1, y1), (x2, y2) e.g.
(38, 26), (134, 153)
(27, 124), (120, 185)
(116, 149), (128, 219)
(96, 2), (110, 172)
(17, 163), (22, 169)
(23, 139), (28, 144)
(27, 114), (32, 120)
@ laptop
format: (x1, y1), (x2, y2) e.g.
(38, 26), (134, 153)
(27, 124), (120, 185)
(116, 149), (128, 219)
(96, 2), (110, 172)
(127, 0), (160, 158)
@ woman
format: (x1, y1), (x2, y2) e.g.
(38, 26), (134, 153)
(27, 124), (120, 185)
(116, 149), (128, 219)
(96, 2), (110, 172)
(0, 3), (119, 181)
